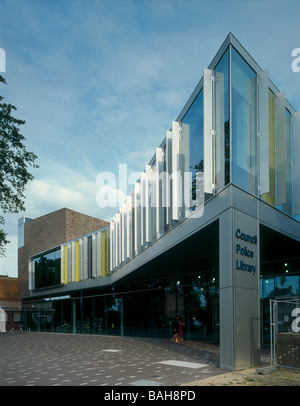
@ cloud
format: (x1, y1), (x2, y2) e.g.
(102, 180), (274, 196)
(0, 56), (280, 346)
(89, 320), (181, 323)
(24, 177), (115, 221)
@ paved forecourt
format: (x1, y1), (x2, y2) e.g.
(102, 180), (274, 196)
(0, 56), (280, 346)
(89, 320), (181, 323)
(0, 332), (225, 386)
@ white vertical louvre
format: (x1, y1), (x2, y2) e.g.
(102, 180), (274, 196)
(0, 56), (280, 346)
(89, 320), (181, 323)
(71, 242), (75, 282)
(145, 165), (152, 242)
(79, 239), (84, 280)
(258, 69), (269, 195)
(214, 71), (225, 192)
(171, 121), (181, 220)
(134, 182), (141, 254)
(140, 172), (146, 246)
(29, 259), (34, 290)
(115, 213), (120, 268)
(180, 122), (190, 217)
(60, 246), (64, 284)
(121, 204), (126, 263)
(165, 130), (173, 224)
(110, 223), (114, 272)
(293, 111), (300, 215)
(276, 90), (286, 205)
(106, 229), (110, 275)
(112, 220), (117, 271)
(112, 218), (116, 269)
(156, 147), (164, 236)
(92, 234), (97, 277)
(150, 165), (157, 239)
(203, 68), (214, 194)
(126, 196), (132, 259)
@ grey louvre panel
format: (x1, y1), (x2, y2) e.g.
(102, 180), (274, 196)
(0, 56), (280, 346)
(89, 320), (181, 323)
(203, 68), (214, 194)
(276, 91), (286, 205)
(293, 111), (300, 215)
(258, 69), (269, 195)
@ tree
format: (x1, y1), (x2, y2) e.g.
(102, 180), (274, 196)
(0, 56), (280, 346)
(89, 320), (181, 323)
(0, 74), (38, 256)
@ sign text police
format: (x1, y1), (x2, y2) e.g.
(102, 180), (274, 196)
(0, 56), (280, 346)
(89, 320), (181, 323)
(235, 228), (257, 275)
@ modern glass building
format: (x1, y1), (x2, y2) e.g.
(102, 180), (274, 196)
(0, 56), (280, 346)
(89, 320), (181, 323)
(19, 33), (300, 371)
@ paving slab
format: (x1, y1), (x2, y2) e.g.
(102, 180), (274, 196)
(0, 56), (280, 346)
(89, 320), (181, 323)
(0, 332), (226, 386)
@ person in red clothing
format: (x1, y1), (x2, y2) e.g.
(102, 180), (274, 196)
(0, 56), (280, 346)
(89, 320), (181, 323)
(171, 314), (179, 343)
(178, 316), (185, 343)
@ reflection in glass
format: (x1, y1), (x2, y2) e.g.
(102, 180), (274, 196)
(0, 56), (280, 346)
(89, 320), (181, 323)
(275, 275), (299, 297)
(232, 47), (257, 195)
(214, 47), (230, 188)
(34, 249), (61, 289)
(181, 90), (203, 202)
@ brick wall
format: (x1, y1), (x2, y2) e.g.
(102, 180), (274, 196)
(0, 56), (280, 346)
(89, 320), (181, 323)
(18, 208), (109, 298)
(0, 276), (22, 332)
(0, 276), (20, 301)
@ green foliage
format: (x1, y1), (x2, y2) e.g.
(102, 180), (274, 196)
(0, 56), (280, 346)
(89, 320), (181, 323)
(0, 75), (38, 256)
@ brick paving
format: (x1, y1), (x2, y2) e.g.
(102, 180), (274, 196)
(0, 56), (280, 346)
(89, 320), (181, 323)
(0, 332), (225, 386)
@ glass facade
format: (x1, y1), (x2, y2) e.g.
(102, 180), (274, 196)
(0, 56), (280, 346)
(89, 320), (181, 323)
(260, 225), (300, 343)
(23, 271), (219, 341)
(182, 90), (203, 201)
(214, 48), (230, 187)
(34, 249), (61, 289)
(231, 47), (257, 195)
(260, 270), (300, 344)
(181, 47), (230, 200)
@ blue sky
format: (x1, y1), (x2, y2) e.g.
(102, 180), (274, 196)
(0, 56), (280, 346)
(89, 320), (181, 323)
(0, 0), (300, 277)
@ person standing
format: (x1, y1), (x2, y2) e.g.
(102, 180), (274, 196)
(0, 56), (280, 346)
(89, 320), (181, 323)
(171, 314), (179, 343)
(178, 316), (185, 342)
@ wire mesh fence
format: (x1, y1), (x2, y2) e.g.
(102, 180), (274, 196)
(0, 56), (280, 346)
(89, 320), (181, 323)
(270, 299), (300, 370)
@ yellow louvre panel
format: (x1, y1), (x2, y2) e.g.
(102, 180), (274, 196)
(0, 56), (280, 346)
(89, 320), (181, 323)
(101, 230), (107, 277)
(75, 240), (80, 282)
(64, 245), (68, 284)
(97, 232), (101, 277)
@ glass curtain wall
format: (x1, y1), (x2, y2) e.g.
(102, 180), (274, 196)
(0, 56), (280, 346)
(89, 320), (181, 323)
(214, 48), (230, 187)
(34, 249), (61, 289)
(231, 47), (257, 195)
(180, 47), (230, 201)
(181, 90), (204, 202)
(260, 263), (300, 344)
(23, 272), (219, 342)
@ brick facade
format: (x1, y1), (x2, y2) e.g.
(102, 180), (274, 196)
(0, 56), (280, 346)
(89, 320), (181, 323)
(0, 276), (22, 332)
(18, 208), (109, 299)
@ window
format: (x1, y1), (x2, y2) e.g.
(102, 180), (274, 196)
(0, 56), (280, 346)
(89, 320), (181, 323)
(181, 90), (203, 202)
(13, 313), (21, 322)
(214, 47), (230, 188)
(232, 47), (257, 195)
(34, 248), (61, 289)
(18, 217), (33, 248)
